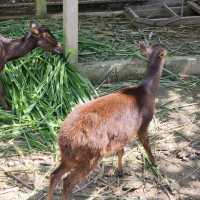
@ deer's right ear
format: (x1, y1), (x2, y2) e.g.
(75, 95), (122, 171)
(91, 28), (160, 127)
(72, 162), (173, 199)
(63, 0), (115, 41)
(139, 41), (152, 57)
(30, 22), (39, 35)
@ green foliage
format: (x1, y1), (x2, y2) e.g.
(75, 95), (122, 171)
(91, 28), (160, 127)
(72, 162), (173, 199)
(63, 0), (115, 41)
(0, 52), (96, 152)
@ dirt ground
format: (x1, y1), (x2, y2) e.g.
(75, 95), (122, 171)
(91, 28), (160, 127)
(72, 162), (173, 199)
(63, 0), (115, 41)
(0, 86), (199, 200)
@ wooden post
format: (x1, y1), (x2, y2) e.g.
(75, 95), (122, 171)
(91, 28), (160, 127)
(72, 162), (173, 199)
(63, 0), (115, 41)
(63, 0), (78, 63)
(181, 0), (184, 17)
(36, 0), (47, 18)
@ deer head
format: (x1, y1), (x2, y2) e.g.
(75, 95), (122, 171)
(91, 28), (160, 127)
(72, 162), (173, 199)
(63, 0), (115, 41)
(30, 22), (63, 54)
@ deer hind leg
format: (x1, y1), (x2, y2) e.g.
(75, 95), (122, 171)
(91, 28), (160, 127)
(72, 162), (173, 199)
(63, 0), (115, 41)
(138, 130), (155, 165)
(48, 162), (70, 200)
(62, 158), (99, 200)
(115, 148), (124, 177)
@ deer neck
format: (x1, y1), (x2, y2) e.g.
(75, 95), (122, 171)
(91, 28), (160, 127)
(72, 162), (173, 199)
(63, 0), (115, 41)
(6, 33), (37, 61)
(142, 56), (165, 96)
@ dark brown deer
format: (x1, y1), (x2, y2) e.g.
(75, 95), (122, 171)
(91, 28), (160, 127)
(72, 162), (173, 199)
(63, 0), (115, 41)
(0, 22), (63, 71)
(48, 43), (167, 200)
(0, 22), (63, 109)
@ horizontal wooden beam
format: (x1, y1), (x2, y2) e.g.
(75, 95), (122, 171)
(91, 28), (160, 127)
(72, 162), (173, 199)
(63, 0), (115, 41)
(150, 15), (200, 26)
(79, 10), (124, 17)
(79, 0), (145, 4)
(129, 15), (200, 27)
(0, 0), (145, 7)
(0, 11), (124, 21)
(0, 3), (34, 8)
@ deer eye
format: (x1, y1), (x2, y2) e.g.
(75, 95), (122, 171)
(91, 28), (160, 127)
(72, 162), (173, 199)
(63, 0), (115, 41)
(159, 50), (167, 58)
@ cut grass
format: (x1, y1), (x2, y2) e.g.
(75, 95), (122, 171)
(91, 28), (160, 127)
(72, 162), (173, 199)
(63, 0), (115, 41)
(0, 52), (96, 153)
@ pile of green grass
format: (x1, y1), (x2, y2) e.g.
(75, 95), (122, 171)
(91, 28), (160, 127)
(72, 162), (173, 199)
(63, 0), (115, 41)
(0, 52), (96, 153)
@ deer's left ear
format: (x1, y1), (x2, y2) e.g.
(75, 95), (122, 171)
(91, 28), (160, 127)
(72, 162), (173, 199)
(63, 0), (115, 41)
(139, 41), (152, 58)
(30, 21), (40, 35)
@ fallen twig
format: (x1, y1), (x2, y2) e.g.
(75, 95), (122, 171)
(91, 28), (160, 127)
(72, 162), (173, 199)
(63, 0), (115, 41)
(0, 187), (18, 195)
(0, 166), (34, 190)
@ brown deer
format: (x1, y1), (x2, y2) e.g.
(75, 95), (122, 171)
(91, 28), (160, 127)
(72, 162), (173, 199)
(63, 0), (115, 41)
(0, 22), (63, 109)
(48, 43), (167, 200)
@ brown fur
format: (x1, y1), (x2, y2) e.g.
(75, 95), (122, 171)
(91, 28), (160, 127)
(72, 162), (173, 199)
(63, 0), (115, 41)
(0, 22), (63, 109)
(48, 43), (167, 200)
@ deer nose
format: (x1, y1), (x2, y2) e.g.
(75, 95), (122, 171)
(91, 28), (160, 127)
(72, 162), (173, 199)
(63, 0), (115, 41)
(53, 44), (63, 54)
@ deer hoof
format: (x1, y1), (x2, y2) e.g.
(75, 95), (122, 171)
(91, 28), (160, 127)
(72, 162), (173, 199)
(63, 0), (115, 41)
(115, 168), (123, 177)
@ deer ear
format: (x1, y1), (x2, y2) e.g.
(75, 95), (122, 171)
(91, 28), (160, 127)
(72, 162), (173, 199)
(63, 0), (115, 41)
(31, 28), (39, 35)
(139, 41), (152, 57)
(30, 21), (39, 29)
(30, 21), (39, 35)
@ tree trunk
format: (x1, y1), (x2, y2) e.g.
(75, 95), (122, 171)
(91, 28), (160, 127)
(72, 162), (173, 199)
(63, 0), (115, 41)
(36, 0), (47, 18)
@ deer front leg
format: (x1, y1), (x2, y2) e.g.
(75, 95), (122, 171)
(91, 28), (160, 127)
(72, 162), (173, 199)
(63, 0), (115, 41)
(0, 60), (5, 72)
(138, 130), (155, 166)
(0, 80), (9, 110)
(0, 66), (3, 72)
(115, 148), (124, 177)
